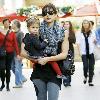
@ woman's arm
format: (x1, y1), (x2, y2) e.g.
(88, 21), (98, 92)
(76, 44), (81, 56)
(20, 43), (28, 58)
(38, 31), (69, 65)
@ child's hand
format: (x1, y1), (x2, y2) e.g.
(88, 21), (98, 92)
(44, 39), (48, 43)
(17, 55), (22, 60)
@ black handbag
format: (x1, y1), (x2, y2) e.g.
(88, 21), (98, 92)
(62, 50), (75, 75)
(0, 46), (6, 57)
(0, 30), (9, 69)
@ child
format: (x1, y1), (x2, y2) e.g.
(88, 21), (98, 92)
(23, 17), (66, 79)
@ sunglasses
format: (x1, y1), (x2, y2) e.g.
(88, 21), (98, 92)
(42, 11), (55, 16)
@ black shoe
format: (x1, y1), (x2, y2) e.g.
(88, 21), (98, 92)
(83, 78), (87, 84)
(89, 83), (94, 86)
(63, 82), (68, 87)
(57, 75), (67, 79)
(68, 84), (71, 86)
(0, 85), (5, 91)
(66, 84), (71, 87)
(63, 82), (71, 87)
(6, 86), (10, 91)
(6, 88), (10, 91)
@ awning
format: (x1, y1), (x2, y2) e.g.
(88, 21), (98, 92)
(0, 13), (27, 22)
(73, 4), (100, 17)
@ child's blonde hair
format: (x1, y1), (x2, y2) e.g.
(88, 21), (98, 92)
(26, 16), (40, 28)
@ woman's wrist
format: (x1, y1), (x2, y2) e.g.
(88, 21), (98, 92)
(45, 57), (50, 62)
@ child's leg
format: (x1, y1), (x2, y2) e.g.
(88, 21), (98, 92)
(48, 61), (62, 76)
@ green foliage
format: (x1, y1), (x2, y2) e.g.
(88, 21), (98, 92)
(17, 6), (38, 16)
(61, 6), (74, 14)
(75, 25), (80, 30)
(17, 8), (32, 16)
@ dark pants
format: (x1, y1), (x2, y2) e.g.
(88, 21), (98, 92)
(82, 53), (95, 83)
(63, 75), (71, 86)
(0, 52), (14, 86)
(63, 50), (74, 86)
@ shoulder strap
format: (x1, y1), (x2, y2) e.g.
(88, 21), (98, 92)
(2, 30), (10, 46)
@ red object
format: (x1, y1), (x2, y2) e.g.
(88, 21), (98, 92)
(0, 13), (27, 22)
(48, 61), (62, 75)
(0, 31), (19, 55)
(59, 13), (72, 18)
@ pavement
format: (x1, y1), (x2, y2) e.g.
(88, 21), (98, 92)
(0, 61), (100, 100)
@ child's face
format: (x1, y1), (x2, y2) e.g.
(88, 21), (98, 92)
(28, 23), (39, 35)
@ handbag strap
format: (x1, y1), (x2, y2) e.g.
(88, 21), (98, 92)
(2, 30), (10, 47)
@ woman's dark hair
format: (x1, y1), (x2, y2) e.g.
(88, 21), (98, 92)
(81, 20), (91, 34)
(64, 21), (76, 43)
(90, 21), (94, 26)
(42, 3), (57, 16)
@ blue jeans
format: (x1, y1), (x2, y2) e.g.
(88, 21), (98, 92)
(11, 57), (26, 85)
(96, 28), (100, 45)
(32, 79), (60, 100)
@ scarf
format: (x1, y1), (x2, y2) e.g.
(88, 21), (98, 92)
(83, 31), (90, 57)
(40, 20), (64, 55)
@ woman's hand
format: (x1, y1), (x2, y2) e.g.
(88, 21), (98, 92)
(30, 59), (38, 63)
(38, 57), (49, 65)
(17, 55), (22, 60)
(93, 39), (97, 45)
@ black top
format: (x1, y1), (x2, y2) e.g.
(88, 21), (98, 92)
(30, 61), (62, 88)
(23, 33), (48, 58)
(68, 35), (76, 53)
(30, 42), (63, 88)
(83, 32), (90, 57)
(15, 30), (24, 52)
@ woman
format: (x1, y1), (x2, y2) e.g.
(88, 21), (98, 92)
(0, 19), (20, 91)
(76, 20), (96, 86)
(63, 21), (76, 87)
(21, 3), (69, 100)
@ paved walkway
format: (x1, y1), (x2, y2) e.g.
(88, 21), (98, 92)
(0, 61), (100, 100)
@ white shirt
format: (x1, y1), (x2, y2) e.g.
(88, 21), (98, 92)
(76, 31), (96, 55)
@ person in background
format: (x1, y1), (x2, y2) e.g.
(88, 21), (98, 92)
(0, 19), (20, 91)
(89, 21), (96, 75)
(11, 19), (27, 88)
(60, 21), (64, 27)
(90, 21), (94, 32)
(76, 20), (96, 86)
(96, 28), (100, 47)
(63, 21), (76, 87)
(95, 23), (100, 47)
(21, 3), (69, 100)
